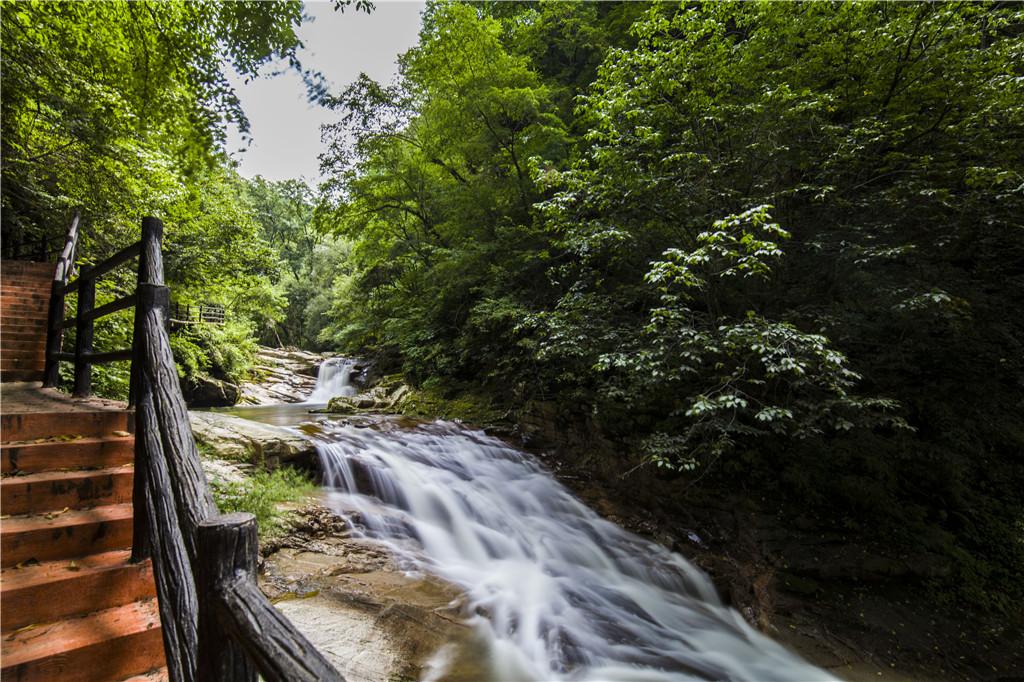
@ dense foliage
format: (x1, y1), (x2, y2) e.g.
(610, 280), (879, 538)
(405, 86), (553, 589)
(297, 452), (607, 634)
(3, 0), (1021, 626)
(1, 1), (348, 391)
(317, 1), (1024, 613)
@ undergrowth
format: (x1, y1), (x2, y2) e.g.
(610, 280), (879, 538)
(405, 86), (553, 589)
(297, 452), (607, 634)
(210, 467), (315, 539)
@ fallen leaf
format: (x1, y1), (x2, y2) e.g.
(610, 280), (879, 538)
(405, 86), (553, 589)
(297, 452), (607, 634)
(12, 624), (37, 635)
(112, 430), (131, 437)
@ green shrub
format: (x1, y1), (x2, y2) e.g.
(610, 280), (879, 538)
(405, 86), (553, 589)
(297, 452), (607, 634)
(210, 467), (315, 539)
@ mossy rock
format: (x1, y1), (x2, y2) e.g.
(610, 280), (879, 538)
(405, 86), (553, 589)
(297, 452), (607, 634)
(396, 387), (507, 427)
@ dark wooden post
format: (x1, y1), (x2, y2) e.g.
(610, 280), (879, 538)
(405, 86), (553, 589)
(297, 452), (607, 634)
(196, 514), (259, 682)
(42, 278), (66, 388)
(131, 283), (170, 563)
(129, 217), (164, 408)
(73, 275), (95, 397)
(136, 372), (200, 682)
(45, 212), (79, 387)
(136, 297), (203, 682)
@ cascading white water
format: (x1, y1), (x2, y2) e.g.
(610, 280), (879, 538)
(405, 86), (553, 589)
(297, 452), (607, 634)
(307, 357), (358, 403)
(313, 419), (835, 681)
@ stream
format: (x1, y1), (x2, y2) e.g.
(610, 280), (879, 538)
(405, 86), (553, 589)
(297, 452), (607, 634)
(226, 360), (834, 681)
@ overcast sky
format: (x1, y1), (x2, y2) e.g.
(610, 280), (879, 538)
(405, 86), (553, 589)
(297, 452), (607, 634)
(225, 1), (425, 184)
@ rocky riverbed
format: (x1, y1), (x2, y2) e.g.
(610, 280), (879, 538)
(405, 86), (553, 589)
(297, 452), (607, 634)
(259, 504), (485, 682)
(239, 347), (326, 405)
(192, 407), (485, 681)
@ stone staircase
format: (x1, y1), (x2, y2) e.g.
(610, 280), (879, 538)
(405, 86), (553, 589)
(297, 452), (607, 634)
(0, 262), (53, 383)
(1, 263), (167, 681)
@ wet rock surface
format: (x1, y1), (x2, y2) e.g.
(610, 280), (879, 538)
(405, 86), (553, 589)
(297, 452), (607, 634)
(180, 374), (241, 407)
(260, 503), (485, 682)
(189, 410), (318, 470)
(240, 346), (328, 405)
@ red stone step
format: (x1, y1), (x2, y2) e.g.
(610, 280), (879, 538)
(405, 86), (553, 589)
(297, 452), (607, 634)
(0, 281), (52, 291)
(1, 354), (45, 364)
(0, 324), (48, 336)
(1, 260), (55, 274)
(0, 344), (46, 353)
(1, 411), (131, 442)
(0, 319), (47, 328)
(2, 435), (135, 474)
(0, 327), (47, 339)
(1, 348), (47, 359)
(0, 503), (134, 567)
(0, 305), (48, 317)
(0, 550), (155, 632)
(0, 282), (53, 291)
(118, 668), (169, 682)
(0, 287), (49, 297)
(0, 598), (164, 682)
(1, 465), (134, 515)
(0, 280), (49, 289)
(0, 358), (46, 368)
(1, 348), (46, 360)
(0, 319), (48, 329)
(0, 328), (47, 339)
(0, 369), (44, 382)
(1, 299), (48, 309)
(1, 292), (48, 301)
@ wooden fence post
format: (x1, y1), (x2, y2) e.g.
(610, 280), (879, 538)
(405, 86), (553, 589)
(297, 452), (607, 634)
(48, 212), (80, 388)
(43, 278), (66, 388)
(73, 276), (95, 397)
(196, 514), (259, 682)
(131, 283), (170, 563)
(129, 217), (164, 407)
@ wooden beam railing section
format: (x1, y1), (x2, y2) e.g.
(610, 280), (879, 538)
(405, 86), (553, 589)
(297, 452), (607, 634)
(43, 213), (156, 401)
(170, 301), (226, 326)
(43, 214), (346, 682)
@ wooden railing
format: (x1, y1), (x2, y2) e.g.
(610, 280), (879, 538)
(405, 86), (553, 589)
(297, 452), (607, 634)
(45, 214), (346, 682)
(170, 301), (226, 326)
(43, 212), (158, 402)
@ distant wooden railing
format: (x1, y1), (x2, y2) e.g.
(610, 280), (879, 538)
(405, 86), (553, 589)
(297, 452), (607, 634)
(170, 301), (226, 326)
(45, 214), (345, 682)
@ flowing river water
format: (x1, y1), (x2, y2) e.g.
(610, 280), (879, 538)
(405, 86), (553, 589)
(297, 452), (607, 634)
(223, 361), (834, 681)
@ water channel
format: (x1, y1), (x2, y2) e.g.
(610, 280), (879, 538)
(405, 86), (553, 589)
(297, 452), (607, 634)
(217, 362), (833, 681)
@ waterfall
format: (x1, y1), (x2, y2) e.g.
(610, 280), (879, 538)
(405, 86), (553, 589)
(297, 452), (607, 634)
(312, 419), (834, 681)
(307, 357), (358, 403)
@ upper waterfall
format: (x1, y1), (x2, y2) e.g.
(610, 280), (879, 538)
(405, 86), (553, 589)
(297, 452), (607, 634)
(307, 357), (358, 403)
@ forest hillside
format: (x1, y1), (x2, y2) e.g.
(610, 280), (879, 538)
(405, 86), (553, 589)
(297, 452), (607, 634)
(2, 2), (1022, 678)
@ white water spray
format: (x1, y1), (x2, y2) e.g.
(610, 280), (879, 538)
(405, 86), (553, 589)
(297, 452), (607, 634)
(307, 358), (358, 403)
(313, 419), (834, 681)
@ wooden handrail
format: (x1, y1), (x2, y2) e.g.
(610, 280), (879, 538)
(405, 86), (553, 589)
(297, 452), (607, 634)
(42, 213), (345, 681)
(80, 292), (138, 323)
(196, 514), (341, 681)
(65, 242), (142, 293)
(128, 220), (347, 682)
(45, 216), (163, 399)
(44, 210), (80, 387)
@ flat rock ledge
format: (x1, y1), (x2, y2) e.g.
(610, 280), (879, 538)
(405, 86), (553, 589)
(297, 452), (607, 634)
(189, 410), (318, 470)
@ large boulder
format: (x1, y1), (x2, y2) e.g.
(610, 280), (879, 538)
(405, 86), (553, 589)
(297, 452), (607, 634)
(189, 410), (318, 471)
(324, 383), (411, 415)
(181, 375), (240, 407)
